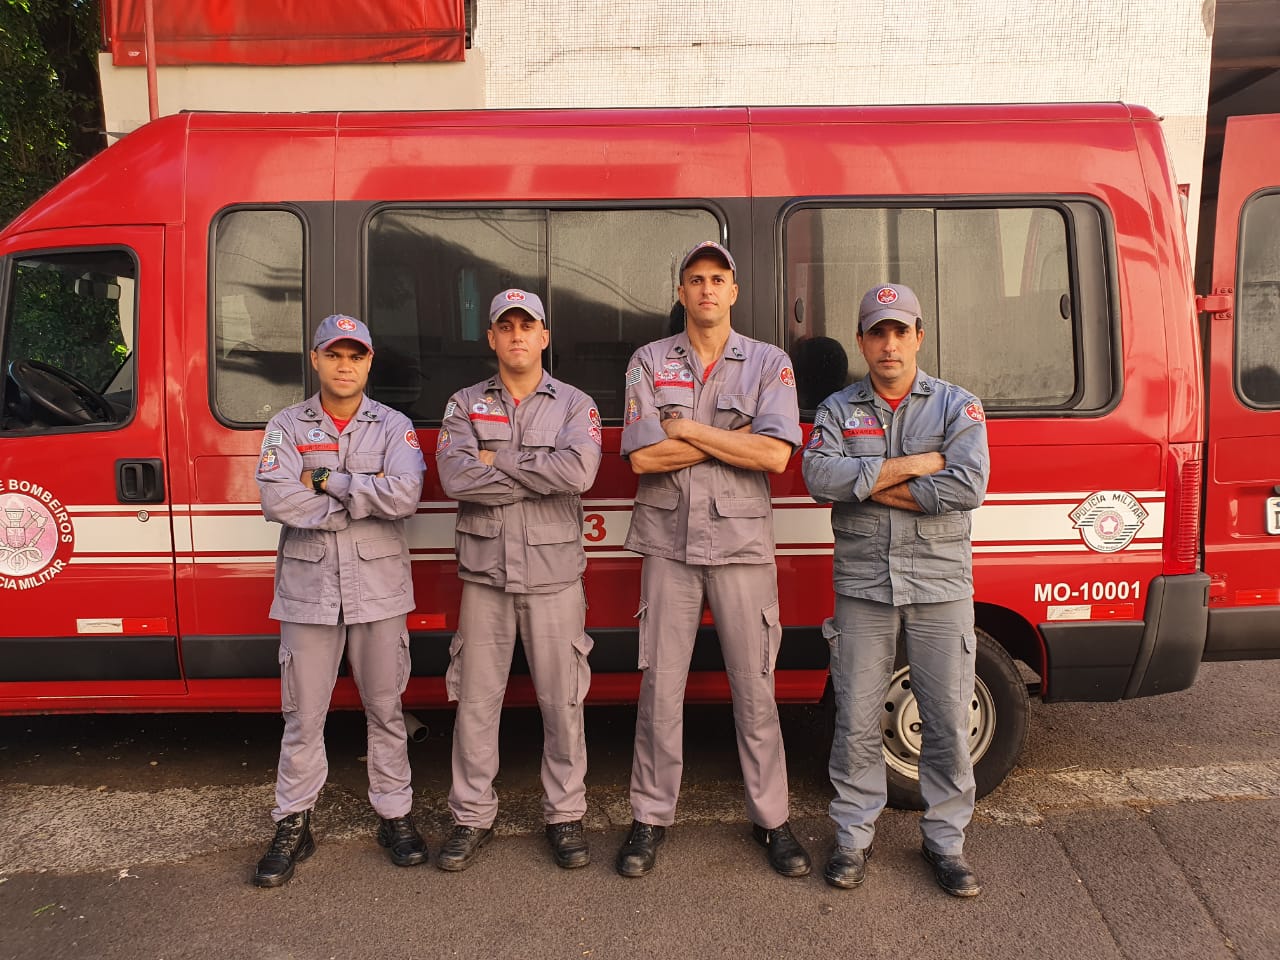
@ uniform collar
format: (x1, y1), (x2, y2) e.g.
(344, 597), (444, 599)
(667, 328), (749, 364)
(482, 372), (559, 401)
(850, 369), (936, 403)
(299, 391), (380, 425)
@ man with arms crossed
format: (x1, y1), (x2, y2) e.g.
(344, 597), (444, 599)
(436, 289), (602, 871)
(801, 283), (989, 896)
(253, 313), (428, 887)
(615, 241), (810, 879)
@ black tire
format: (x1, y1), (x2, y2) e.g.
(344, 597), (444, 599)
(881, 629), (1029, 811)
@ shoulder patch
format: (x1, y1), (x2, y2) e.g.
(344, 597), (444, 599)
(435, 428), (451, 453)
(964, 399), (986, 423)
(625, 365), (643, 387)
(779, 366), (795, 388)
(814, 409), (828, 427)
(444, 400), (457, 419)
(405, 429), (420, 449)
(805, 432), (823, 451)
(262, 429), (283, 450)
(258, 447), (280, 473)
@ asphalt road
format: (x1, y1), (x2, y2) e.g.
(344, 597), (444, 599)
(2, 659), (1278, 960)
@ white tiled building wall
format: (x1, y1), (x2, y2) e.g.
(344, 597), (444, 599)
(477, 0), (1213, 246)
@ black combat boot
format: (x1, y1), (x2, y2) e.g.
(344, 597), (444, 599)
(252, 810), (315, 888)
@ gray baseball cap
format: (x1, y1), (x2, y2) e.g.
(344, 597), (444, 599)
(679, 240), (736, 277)
(489, 288), (547, 325)
(858, 283), (922, 332)
(313, 314), (374, 353)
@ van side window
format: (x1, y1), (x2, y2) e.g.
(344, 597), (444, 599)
(0, 249), (136, 434)
(783, 202), (1112, 415)
(365, 207), (721, 422)
(212, 209), (306, 424)
(1237, 191), (1280, 407)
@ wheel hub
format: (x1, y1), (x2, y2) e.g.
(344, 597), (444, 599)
(880, 666), (997, 780)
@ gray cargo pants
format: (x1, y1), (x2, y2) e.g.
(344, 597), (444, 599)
(629, 556), (790, 830)
(827, 594), (977, 855)
(272, 616), (413, 822)
(446, 580), (592, 827)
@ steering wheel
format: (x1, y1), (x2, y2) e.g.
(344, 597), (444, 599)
(8, 358), (114, 426)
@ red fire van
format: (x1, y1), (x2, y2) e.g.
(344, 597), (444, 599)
(1, 105), (1276, 805)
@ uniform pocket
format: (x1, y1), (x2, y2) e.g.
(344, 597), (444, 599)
(526, 520), (582, 587)
(301, 452), (340, 471)
(903, 434), (944, 454)
(714, 496), (769, 519)
(634, 485), (679, 510)
(913, 514), (970, 580)
(278, 537), (326, 601)
(278, 645), (297, 713)
(444, 633), (465, 702)
(521, 429), (557, 449)
(714, 393), (757, 429)
(957, 630), (977, 702)
(760, 600), (782, 675)
(569, 633), (594, 706)
(634, 600), (650, 670)
(453, 512), (504, 579)
(395, 630), (411, 695)
(347, 453), (384, 474)
(473, 420), (513, 443)
(356, 537), (407, 601)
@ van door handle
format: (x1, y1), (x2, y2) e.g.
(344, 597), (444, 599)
(115, 458), (165, 503)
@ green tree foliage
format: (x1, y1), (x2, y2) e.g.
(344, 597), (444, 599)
(0, 0), (104, 227)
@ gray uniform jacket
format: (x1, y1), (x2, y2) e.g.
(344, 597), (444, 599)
(436, 373), (602, 594)
(620, 330), (801, 565)
(801, 370), (989, 605)
(257, 392), (426, 625)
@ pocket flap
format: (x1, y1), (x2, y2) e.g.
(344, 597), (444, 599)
(356, 537), (402, 560)
(347, 453), (384, 474)
(761, 601), (780, 627)
(473, 421), (512, 442)
(716, 394), (758, 416)
(635, 484), (680, 510)
(714, 496), (769, 519)
(573, 633), (595, 657)
(902, 434), (944, 454)
(526, 520), (580, 546)
(654, 387), (694, 408)
(917, 514), (965, 540)
(282, 538), (326, 562)
(455, 514), (502, 538)
(521, 429), (558, 449)
(831, 513), (879, 537)
(820, 617), (840, 641)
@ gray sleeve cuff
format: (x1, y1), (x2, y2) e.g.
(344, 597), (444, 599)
(620, 418), (668, 456)
(323, 470), (352, 501)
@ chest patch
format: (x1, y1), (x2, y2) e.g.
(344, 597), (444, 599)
(469, 397), (509, 423)
(654, 360), (694, 389)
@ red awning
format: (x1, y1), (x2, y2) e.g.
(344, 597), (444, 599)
(102, 1), (466, 66)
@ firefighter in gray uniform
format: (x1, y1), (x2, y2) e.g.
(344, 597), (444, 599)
(801, 283), (990, 897)
(615, 241), (811, 879)
(435, 289), (603, 871)
(252, 313), (428, 887)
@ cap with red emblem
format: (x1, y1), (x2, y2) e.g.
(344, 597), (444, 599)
(488, 288), (547, 326)
(313, 314), (374, 353)
(858, 283), (922, 333)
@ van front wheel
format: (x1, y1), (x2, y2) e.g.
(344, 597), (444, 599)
(881, 629), (1029, 811)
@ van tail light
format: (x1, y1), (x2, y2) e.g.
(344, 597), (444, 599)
(1164, 442), (1203, 574)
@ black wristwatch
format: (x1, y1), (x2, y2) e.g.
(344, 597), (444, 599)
(310, 466), (331, 494)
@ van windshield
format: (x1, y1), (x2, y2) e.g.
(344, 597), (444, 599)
(0, 249), (136, 432)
